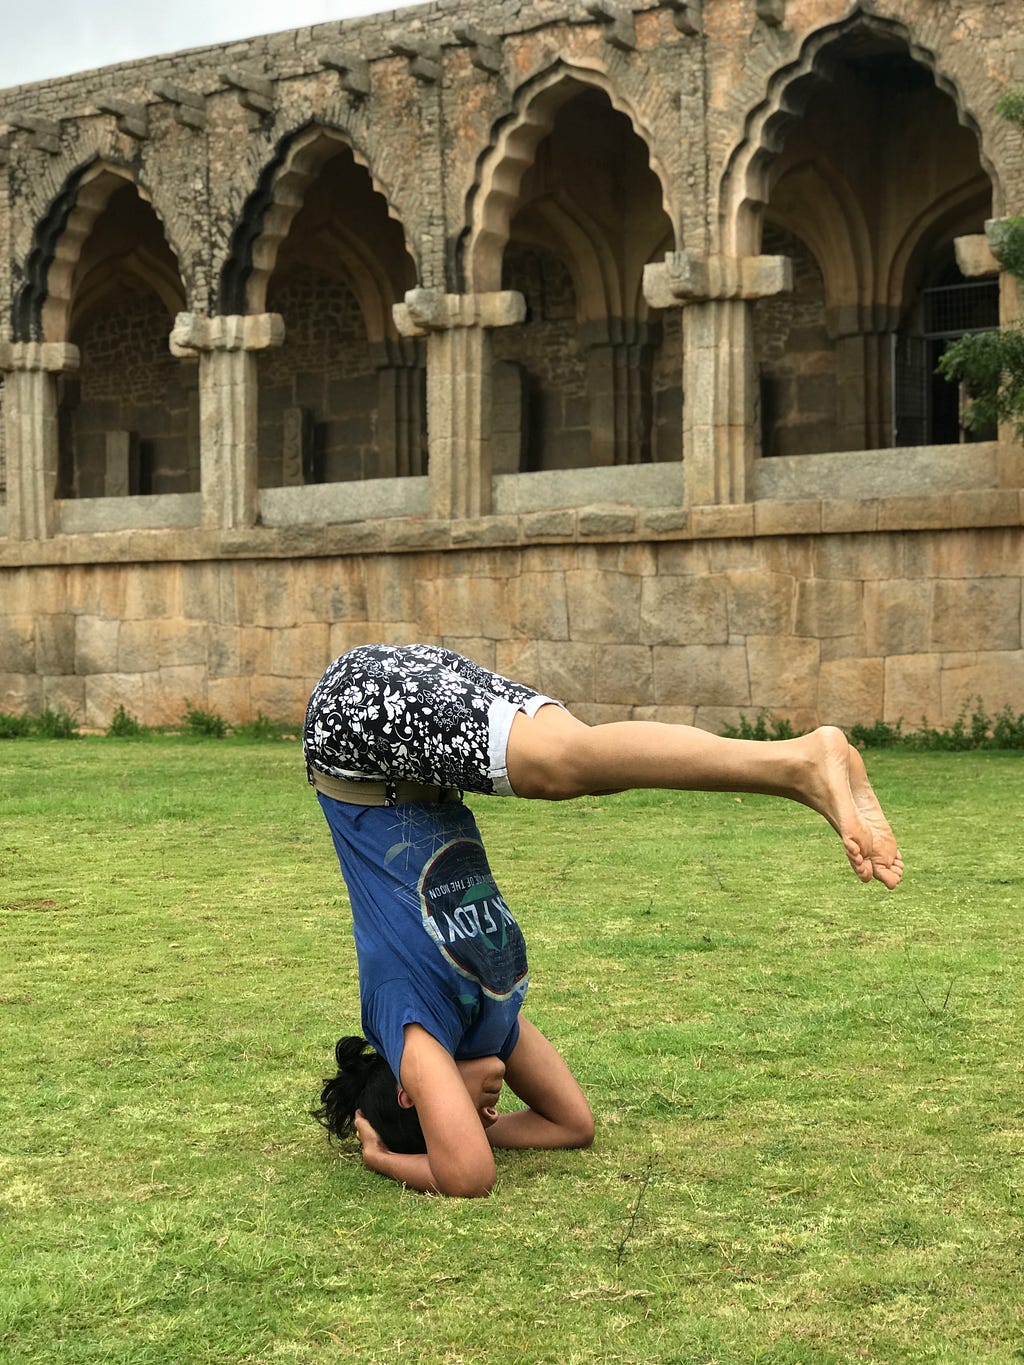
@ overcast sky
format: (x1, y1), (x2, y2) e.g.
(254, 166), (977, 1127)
(0, 0), (418, 91)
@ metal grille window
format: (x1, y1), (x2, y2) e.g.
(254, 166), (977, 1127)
(922, 281), (999, 338)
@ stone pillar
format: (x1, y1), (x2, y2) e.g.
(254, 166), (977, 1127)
(104, 430), (134, 496)
(586, 326), (654, 466)
(643, 251), (791, 506)
(0, 341), (80, 540)
(828, 303), (901, 452)
(393, 288), (525, 519)
(376, 338), (426, 478)
(170, 313), (284, 529)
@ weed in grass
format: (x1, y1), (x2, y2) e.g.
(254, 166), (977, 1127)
(181, 700), (227, 738)
(0, 711), (35, 738)
(31, 707), (79, 739)
(848, 717), (905, 749)
(231, 710), (289, 741)
(720, 711), (799, 741)
(726, 698), (1024, 751)
(105, 704), (145, 738)
(907, 697), (1024, 751)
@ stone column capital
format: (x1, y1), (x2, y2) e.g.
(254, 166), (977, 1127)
(169, 312), (285, 358)
(960, 217), (1024, 277)
(643, 251), (792, 308)
(0, 341), (80, 373)
(954, 233), (1000, 278)
(393, 288), (526, 337)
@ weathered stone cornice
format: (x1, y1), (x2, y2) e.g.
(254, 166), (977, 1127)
(152, 81), (207, 129)
(583, 2), (637, 51)
(219, 69), (274, 115)
(389, 42), (441, 84)
(451, 24), (503, 74)
(1, 112), (61, 152)
(317, 51), (371, 97)
(755, 0), (786, 27)
(393, 289), (526, 336)
(643, 251), (792, 306)
(0, 341), (79, 372)
(664, 0), (702, 35)
(93, 95), (149, 140)
(169, 313), (284, 356)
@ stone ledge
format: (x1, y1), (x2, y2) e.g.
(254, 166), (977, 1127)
(877, 494), (954, 531)
(949, 488), (1023, 527)
(822, 499), (879, 533)
(688, 504), (756, 538)
(521, 509), (577, 539)
(0, 488), (1020, 567)
(753, 499), (823, 536)
(578, 505), (639, 536)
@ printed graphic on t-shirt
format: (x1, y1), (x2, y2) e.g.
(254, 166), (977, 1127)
(418, 838), (528, 1000)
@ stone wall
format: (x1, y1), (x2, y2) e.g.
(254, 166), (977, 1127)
(0, 489), (1020, 729)
(0, 0), (1021, 728)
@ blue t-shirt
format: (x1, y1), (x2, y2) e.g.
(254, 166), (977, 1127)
(318, 794), (529, 1082)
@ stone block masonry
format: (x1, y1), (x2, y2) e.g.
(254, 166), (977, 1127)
(0, 0), (1021, 728)
(0, 515), (1019, 731)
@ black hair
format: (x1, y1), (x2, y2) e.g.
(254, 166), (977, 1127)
(312, 1035), (427, 1155)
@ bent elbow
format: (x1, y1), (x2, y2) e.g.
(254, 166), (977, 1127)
(559, 1101), (595, 1150)
(437, 1172), (495, 1199)
(571, 1115), (596, 1150)
(434, 1158), (496, 1199)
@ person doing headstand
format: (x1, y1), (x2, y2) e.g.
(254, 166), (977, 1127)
(305, 643), (902, 1197)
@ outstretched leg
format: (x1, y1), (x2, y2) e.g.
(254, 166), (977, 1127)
(505, 707), (902, 889)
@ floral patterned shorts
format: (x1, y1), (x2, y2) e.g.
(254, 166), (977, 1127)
(303, 644), (561, 800)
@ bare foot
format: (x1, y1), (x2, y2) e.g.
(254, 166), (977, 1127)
(846, 741), (904, 889)
(803, 727), (903, 889)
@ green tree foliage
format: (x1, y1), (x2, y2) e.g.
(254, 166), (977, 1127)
(938, 90), (1024, 439)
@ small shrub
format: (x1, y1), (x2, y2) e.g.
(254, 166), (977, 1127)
(848, 718), (904, 749)
(232, 711), (282, 741)
(33, 708), (79, 739)
(106, 704), (145, 738)
(991, 705), (1024, 749)
(181, 702), (227, 738)
(0, 712), (35, 739)
(721, 698), (1023, 751)
(721, 711), (800, 741)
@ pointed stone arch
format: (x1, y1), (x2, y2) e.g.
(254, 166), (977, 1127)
(69, 245), (187, 338)
(718, 10), (999, 259)
(885, 182), (996, 321)
(14, 160), (184, 344)
(219, 122), (417, 319)
(463, 62), (677, 295)
(763, 157), (871, 320)
(508, 193), (617, 326)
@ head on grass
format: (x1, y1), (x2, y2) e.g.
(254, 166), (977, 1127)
(313, 1035), (427, 1154)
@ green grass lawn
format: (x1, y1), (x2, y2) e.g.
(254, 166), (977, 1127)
(1, 739), (1022, 1364)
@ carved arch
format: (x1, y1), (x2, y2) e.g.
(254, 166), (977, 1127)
(764, 156), (873, 315)
(463, 62), (677, 294)
(219, 122), (416, 318)
(69, 245), (187, 338)
(718, 10), (998, 258)
(885, 179), (994, 317)
(14, 160), (183, 343)
(509, 194), (619, 324)
(269, 219), (402, 345)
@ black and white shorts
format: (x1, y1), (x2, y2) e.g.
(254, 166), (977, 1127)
(303, 644), (561, 799)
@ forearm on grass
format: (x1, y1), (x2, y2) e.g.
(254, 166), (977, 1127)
(359, 1127), (497, 1198)
(360, 1144), (444, 1193)
(487, 1108), (593, 1150)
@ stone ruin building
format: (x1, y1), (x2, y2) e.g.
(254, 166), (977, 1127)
(0, 0), (1021, 731)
